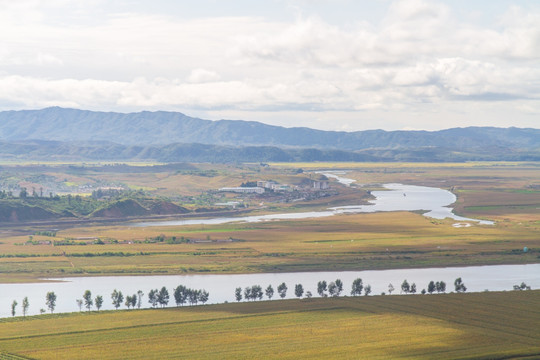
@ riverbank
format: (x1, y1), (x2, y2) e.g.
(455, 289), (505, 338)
(0, 208), (537, 285)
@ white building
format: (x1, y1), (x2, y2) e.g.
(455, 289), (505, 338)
(257, 181), (276, 189)
(312, 180), (329, 190)
(219, 187), (265, 194)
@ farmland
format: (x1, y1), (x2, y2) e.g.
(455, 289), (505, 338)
(0, 162), (538, 282)
(0, 161), (538, 359)
(0, 290), (538, 359)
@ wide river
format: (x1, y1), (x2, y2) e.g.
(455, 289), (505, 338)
(1, 264), (538, 318)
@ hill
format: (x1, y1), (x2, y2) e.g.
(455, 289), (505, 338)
(0, 196), (188, 223)
(0, 139), (538, 162)
(0, 107), (538, 151)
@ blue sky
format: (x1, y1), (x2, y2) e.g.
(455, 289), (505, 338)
(0, 0), (539, 131)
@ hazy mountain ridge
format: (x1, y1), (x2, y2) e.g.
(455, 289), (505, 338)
(0, 107), (538, 151)
(0, 139), (538, 163)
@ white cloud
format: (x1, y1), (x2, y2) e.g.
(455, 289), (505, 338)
(0, 0), (539, 130)
(187, 69), (221, 84)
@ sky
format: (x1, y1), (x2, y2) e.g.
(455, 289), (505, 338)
(0, 0), (539, 131)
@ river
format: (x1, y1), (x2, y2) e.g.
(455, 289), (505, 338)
(133, 182), (494, 227)
(1, 263), (538, 318)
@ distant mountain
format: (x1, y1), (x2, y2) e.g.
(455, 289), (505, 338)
(0, 139), (538, 163)
(0, 107), (538, 151)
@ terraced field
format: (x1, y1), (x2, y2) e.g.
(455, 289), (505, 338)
(0, 290), (538, 359)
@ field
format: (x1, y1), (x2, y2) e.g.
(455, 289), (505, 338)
(0, 290), (538, 359)
(0, 161), (539, 359)
(0, 162), (539, 282)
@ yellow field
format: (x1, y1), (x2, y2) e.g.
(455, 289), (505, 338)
(1, 205), (539, 282)
(0, 290), (538, 359)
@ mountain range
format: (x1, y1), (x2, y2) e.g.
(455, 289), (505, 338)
(0, 107), (538, 162)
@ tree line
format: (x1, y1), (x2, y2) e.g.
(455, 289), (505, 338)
(7, 278), (534, 317)
(233, 277), (473, 302)
(9, 285), (210, 316)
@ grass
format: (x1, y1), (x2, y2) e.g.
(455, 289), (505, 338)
(0, 290), (538, 359)
(0, 209), (538, 281)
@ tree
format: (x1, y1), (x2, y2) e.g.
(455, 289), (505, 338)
(95, 295), (103, 311)
(277, 282), (287, 298)
(46, 291), (57, 313)
(137, 290), (144, 309)
(427, 281), (436, 294)
(188, 289), (199, 305)
(174, 285), (188, 306)
(305, 291), (313, 298)
(364, 285), (371, 296)
(388, 283), (395, 295)
(410, 283), (417, 294)
(252, 285), (263, 300)
(83, 290), (93, 311)
(513, 282), (531, 291)
(335, 279), (343, 296)
(421, 289), (426, 295)
(454, 278), (467, 293)
(76, 299), (83, 312)
(317, 281), (327, 297)
(148, 289), (158, 307)
(111, 289), (124, 309)
(351, 278), (364, 296)
(235, 287), (243, 302)
(11, 300), (17, 317)
(294, 284), (304, 298)
(22, 297), (29, 317)
(401, 279), (410, 294)
(125, 295), (133, 309)
(157, 286), (169, 307)
(125, 295), (136, 309)
(198, 290), (209, 304)
(328, 281), (338, 297)
(244, 286), (252, 301)
(436, 281), (446, 293)
(265, 285), (274, 299)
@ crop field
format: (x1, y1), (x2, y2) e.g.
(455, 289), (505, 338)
(0, 290), (538, 359)
(0, 209), (538, 282)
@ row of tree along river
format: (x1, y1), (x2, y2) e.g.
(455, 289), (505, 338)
(11, 277), (481, 317)
(2, 264), (538, 317)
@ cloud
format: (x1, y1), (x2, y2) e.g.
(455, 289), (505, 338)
(0, 0), (539, 130)
(187, 69), (221, 83)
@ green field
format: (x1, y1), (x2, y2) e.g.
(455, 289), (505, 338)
(0, 291), (538, 359)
